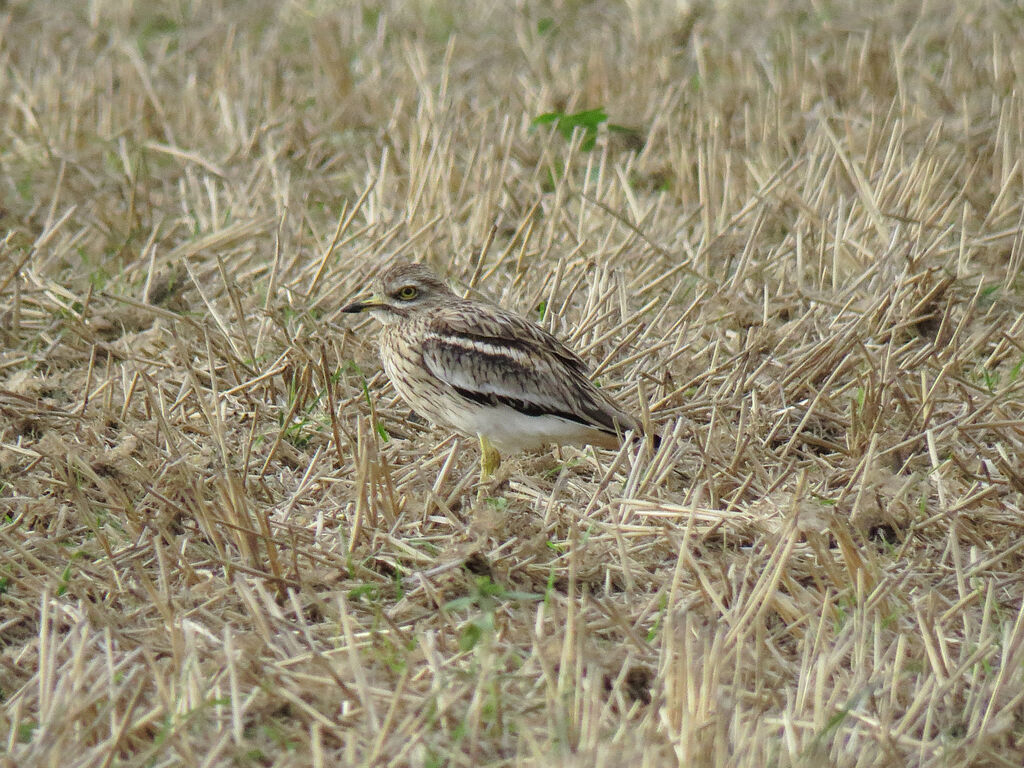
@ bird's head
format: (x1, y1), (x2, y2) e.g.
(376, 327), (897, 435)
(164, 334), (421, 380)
(340, 262), (455, 324)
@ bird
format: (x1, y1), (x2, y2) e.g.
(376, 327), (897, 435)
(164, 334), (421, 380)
(340, 261), (648, 481)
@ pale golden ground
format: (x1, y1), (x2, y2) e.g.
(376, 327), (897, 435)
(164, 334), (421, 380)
(3, 1), (1024, 766)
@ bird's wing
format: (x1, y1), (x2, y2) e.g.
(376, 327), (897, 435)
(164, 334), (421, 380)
(441, 302), (592, 375)
(420, 305), (635, 434)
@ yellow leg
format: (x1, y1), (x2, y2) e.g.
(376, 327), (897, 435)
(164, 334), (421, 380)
(479, 434), (501, 482)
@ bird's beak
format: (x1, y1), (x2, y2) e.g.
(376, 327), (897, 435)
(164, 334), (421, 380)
(341, 293), (385, 313)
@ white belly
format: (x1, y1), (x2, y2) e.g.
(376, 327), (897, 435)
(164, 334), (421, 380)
(455, 402), (609, 452)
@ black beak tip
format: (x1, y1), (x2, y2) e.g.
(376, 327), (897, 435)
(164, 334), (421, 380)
(340, 302), (367, 314)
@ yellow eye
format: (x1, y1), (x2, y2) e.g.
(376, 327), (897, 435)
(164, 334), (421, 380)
(396, 285), (418, 301)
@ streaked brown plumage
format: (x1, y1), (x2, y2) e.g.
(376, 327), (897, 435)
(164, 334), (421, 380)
(341, 261), (645, 477)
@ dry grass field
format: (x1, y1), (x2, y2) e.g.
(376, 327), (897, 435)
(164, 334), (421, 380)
(3, 0), (1024, 765)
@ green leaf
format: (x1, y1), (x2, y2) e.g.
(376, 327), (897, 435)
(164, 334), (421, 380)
(531, 112), (562, 127)
(56, 564), (72, 596)
(562, 108), (608, 132)
(485, 496), (508, 512)
(459, 622), (483, 650)
(475, 576), (505, 598)
(530, 107), (610, 152)
(444, 596), (477, 612)
(1011, 354), (1024, 381)
(348, 583), (378, 601)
